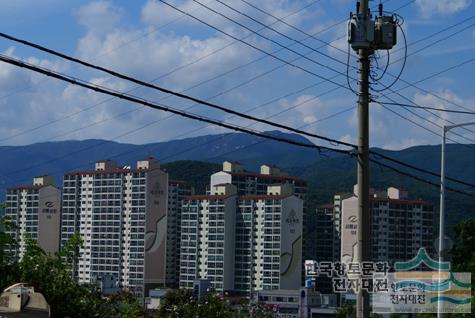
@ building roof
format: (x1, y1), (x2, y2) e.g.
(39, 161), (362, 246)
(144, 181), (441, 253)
(64, 167), (152, 176)
(186, 195), (233, 200)
(370, 197), (432, 205)
(239, 194), (291, 200)
(229, 171), (305, 182)
(7, 185), (45, 191)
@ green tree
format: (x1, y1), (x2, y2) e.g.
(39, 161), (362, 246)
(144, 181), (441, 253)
(0, 223), (144, 318)
(336, 303), (356, 318)
(158, 289), (234, 318)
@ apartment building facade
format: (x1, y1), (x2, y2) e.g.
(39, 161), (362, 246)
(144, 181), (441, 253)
(3, 176), (61, 259)
(210, 161), (307, 198)
(179, 181), (303, 297)
(60, 158), (169, 298)
(166, 180), (193, 288)
(340, 186), (435, 265)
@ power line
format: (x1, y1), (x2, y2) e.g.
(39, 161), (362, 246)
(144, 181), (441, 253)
(3, 54), (475, 197)
(368, 158), (473, 197)
(0, 1), (446, 148)
(0, 54), (354, 167)
(0, 0), (326, 144)
(157, 0), (351, 91)
(374, 96), (475, 146)
(376, 101), (475, 115)
(236, 0), (475, 116)
(155, 0), (475, 145)
(3, 53), (475, 191)
(185, 0), (475, 138)
(0, 32), (357, 149)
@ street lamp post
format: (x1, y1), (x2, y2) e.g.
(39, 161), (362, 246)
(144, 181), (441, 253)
(438, 121), (475, 318)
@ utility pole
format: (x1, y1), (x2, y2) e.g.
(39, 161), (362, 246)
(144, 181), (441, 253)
(356, 0), (371, 317)
(348, 1), (397, 317)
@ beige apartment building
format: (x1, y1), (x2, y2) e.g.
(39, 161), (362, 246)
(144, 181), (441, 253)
(4, 176), (61, 259)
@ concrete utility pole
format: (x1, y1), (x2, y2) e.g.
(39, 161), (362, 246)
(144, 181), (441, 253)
(348, 1), (397, 316)
(356, 0), (371, 317)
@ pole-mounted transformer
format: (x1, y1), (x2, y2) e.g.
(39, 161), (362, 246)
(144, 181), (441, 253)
(348, 1), (397, 51)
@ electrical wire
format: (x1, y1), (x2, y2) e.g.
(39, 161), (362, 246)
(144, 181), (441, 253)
(2, 54), (474, 191)
(0, 2), (450, 148)
(218, 0), (475, 138)
(0, 32), (357, 149)
(0, 54), (353, 161)
(347, 42), (358, 95)
(157, 0), (352, 92)
(370, 50), (390, 81)
(235, 0), (474, 117)
(0, 0), (326, 144)
(376, 101), (475, 115)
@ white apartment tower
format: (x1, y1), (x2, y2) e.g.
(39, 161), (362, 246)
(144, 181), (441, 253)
(340, 186), (435, 265)
(4, 176), (61, 259)
(61, 158), (168, 298)
(210, 161), (307, 198)
(179, 181), (303, 296)
(179, 184), (237, 292)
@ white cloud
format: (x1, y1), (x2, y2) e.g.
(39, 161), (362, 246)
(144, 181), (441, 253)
(379, 90), (475, 150)
(75, 1), (123, 35)
(339, 134), (355, 145)
(140, 0), (313, 36)
(326, 22), (349, 59)
(383, 138), (429, 150)
(415, 0), (472, 17)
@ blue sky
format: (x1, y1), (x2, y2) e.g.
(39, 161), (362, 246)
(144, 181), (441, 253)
(0, 0), (474, 150)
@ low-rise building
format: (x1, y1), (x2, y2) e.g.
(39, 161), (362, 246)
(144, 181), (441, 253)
(254, 285), (338, 318)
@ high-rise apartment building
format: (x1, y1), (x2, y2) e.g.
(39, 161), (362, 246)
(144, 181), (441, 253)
(166, 180), (193, 288)
(4, 176), (61, 259)
(60, 158), (168, 298)
(179, 181), (303, 297)
(235, 184), (303, 296)
(210, 161), (307, 198)
(180, 184), (237, 292)
(314, 193), (353, 263)
(340, 186), (435, 265)
(210, 161), (310, 285)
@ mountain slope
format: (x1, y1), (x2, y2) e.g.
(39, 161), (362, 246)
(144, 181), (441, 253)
(0, 131), (320, 191)
(0, 133), (474, 235)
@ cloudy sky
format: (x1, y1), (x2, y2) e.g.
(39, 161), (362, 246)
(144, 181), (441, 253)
(0, 0), (474, 150)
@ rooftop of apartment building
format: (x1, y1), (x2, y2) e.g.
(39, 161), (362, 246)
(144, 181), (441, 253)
(186, 182), (298, 201)
(356, 185), (432, 205)
(7, 176), (56, 191)
(218, 160), (305, 183)
(64, 157), (161, 176)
